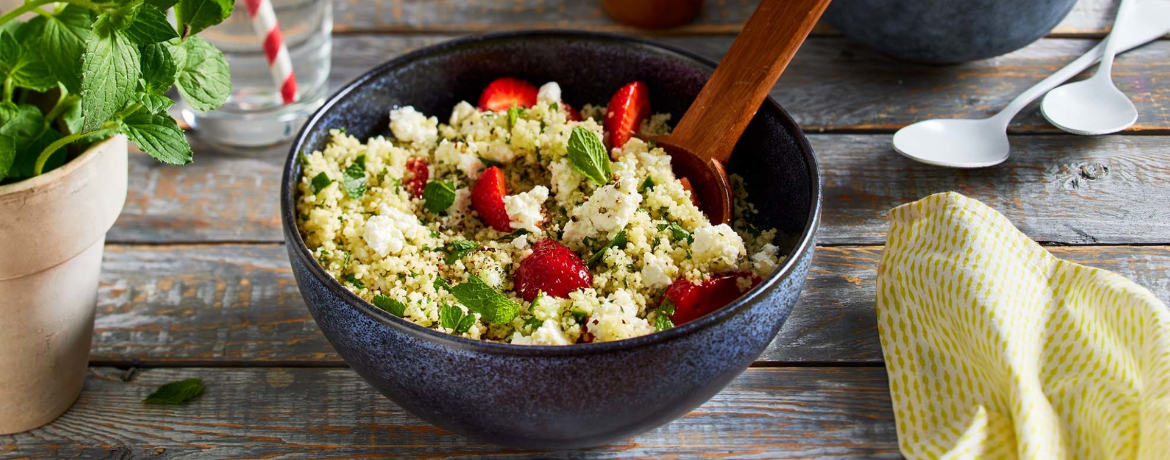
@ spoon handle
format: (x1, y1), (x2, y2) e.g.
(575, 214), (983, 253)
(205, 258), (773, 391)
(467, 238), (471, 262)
(667, 0), (832, 164)
(1094, 0), (1138, 77)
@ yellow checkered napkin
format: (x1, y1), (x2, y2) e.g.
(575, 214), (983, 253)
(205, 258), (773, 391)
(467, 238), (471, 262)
(876, 192), (1170, 460)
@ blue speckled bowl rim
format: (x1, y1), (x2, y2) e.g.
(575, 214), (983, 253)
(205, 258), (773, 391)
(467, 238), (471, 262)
(281, 30), (822, 357)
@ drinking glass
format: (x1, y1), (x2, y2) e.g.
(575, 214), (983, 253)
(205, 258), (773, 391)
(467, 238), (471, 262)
(180, 0), (332, 150)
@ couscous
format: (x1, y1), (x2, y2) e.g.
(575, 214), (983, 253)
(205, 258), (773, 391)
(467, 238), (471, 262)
(295, 78), (783, 345)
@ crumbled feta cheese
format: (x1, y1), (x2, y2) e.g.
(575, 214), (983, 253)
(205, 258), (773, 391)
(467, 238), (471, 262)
(692, 224), (746, 269)
(511, 319), (573, 345)
(445, 187), (471, 222)
(434, 139), (485, 180)
(548, 158), (583, 202)
(586, 290), (654, 342)
(511, 233), (531, 250)
(640, 252), (674, 288)
(477, 140), (515, 164)
(449, 101), (477, 126)
(363, 207), (428, 257)
(389, 106), (438, 145)
(562, 177), (642, 242)
(504, 186), (549, 233)
(537, 82), (562, 103)
(752, 243), (780, 273)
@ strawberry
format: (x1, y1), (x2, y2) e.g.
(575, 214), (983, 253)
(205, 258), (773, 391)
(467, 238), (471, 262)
(662, 272), (759, 326)
(514, 239), (593, 302)
(562, 102), (583, 122)
(478, 77), (539, 112)
(679, 177), (701, 208)
(471, 166), (512, 232)
(403, 158), (429, 198)
(604, 81), (651, 149)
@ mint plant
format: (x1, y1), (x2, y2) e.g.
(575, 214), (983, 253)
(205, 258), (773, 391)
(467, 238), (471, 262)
(0, 0), (234, 184)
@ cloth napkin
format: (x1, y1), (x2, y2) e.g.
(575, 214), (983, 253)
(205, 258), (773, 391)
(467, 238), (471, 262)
(875, 192), (1170, 460)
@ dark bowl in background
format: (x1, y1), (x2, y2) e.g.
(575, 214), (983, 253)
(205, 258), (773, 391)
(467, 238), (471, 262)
(823, 0), (1079, 63)
(281, 31), (821, 449)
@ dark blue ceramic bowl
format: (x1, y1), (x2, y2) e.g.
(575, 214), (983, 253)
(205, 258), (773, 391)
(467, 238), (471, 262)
(281, 31), (821, 449)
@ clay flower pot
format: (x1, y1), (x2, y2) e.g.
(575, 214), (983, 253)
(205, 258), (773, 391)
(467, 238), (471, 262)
(0, 136), (128, 434)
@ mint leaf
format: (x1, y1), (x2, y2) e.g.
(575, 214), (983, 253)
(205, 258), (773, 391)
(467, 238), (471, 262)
(440, 240), (480, 265)
(450, 276), (521, 325)
(173, 36), (230, 112)
(140, 93), (175, 113)
(456, 313), (476, 334)
(14, 5), (91, 92)
(81, 26), (140, 131)
(440, 303), (474, 333)
(495, 228), (529, 242)
(148, 0), (181, 9)
(343, 273), (365, 289)
(372, 294), (406, 317)
(567, 126), (611, 185)
(342, 156), (366, 199)
(140, 43), (177, 95)
(506, 105), (526, 128)
(653, 298), (676, 332)
(0, 103), (45, 150)
(433, 276), (451, 292)
(123, 108), (193, 165)
(587, 230), (627, 268)
(669, 223), (693, 244)
(143, 378), (205, 405)
(309, 172), (331, 193)
(0, 134), (14, 180)
(0, 32), (56, 92)
(422, 180), (456, 213)
(125, 5), (180, 44)
(176, 0), (234, 37)
(639, 177), (655, 192)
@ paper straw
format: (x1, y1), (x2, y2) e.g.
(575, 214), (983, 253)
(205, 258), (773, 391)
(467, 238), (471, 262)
(244, 0), (298, 105)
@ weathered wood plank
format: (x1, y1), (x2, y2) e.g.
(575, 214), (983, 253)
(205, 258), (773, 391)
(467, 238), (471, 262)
(90, 244), (1170, 366)
(328, 0), (1146, 37)
(112, 133), (1170, 245)
(0, 367), (899, 459)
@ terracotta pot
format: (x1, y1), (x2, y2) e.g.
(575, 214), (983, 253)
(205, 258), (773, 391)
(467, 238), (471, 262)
(0, 136), (128, 434)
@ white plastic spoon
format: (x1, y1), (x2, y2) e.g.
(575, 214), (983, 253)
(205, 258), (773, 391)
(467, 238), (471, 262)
(892, 0), (1170, 168)
(1041, 0), (1140, 135)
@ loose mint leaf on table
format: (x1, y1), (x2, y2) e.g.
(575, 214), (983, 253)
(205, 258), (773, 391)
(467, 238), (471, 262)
(81, 23), (140, 131)
(176, 0), (235, 36)
(567, 126), (612, 185)
(143, 378), (205, 405)
(342, 156), (367, 199)
(0, 135), (14, 179)
(372, 294), (406, 317)
(173, 36), (231, 112)
(422, 180), (456, 213)
(125, 5), (180, 45)
(450, 276), (522, 324)
(14, 5), (91, 93)
(440, 240), (480, 265)
(309, 172), (331, 193)
(123, 108), (193, 165)
(587, 230), (628, 268)
(140, 43), (178, 94)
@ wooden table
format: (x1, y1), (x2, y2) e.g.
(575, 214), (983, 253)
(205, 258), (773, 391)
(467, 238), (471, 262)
(5, 1), (1169, 458)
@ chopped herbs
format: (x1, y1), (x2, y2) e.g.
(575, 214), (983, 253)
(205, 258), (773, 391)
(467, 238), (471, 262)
(669, 222), (693, 243)
(422, 180), (456, 213)
(143, 378), (205, 405)
(342, 155), (367, 198)
(439, 303), (476, 334)
(587, 230), (628, 268)
(450, 276), (522, 324)
(440, 240), (480, 265)
(506, 104), (526, 128)
(525, 317), (544, 329)
(639, 176), (655, 192)
(652, 299), (676, 332)
(372, 294), (406, 317)
(566, 126), (612, 185)
(310, 172), (331, 193)
(343, 273), (365, 289)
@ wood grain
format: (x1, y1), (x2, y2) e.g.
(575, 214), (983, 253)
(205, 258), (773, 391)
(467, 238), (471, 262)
(0, 367), (899, 459)
(111, 133), (1170, 245)
(328, 0), (1150, 38)
(89, 244), (1170, 366)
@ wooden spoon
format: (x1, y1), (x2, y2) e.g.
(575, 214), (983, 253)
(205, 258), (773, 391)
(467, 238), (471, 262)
(656, 0), (832, 225)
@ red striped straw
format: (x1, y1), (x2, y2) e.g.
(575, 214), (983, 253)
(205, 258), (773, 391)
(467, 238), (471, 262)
(244, 0), (298, 105)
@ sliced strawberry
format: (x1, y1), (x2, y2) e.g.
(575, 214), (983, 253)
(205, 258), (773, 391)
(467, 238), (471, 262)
(662, 272), (759, 326)
(514, 239), (593, 301)
(604, 81), (651, 149)
(679, 177), (701, 208)
(562, 102), (583, 122)
(471, 166), (512, 232)
(403, 158), (429, 198)
(478, 77), (539, 112)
